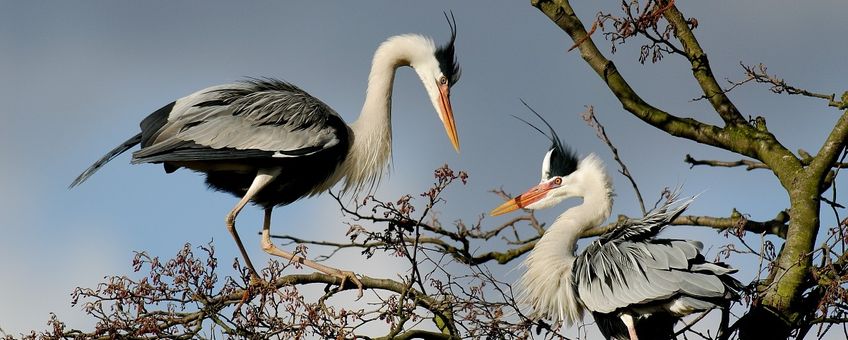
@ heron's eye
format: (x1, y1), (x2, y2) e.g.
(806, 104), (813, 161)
(439, 76), (448, 85)
(553, 177), (562, 185)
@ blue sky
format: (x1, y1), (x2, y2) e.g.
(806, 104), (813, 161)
(1, 1), (846, 338)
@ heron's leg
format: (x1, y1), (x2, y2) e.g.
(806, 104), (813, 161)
(226, 169), (279, 282)
(260, 207), (364, 298)
(620, 313), (639, 340)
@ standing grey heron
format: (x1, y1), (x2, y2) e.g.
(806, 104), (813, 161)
(490, 112), (742, 340)
(70, 15), (461, 293)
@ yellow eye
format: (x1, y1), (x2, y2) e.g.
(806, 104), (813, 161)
(440, 76), (448, 85)
(553, 178), (562, 185)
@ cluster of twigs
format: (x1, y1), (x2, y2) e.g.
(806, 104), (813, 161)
(9, 165), (572, 339)
(6, 242), (384, 339)
(594, 0), (691, 63)
(690, 62), (848, 110)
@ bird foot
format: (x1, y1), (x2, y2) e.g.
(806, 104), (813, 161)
(233, 274), (267, 316)
(329, 269), (364, 299)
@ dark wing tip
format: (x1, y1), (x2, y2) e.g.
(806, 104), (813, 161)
(517, 100), (579, 179)
(435, 11), (461, 86)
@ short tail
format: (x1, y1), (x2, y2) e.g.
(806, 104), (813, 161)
(69, 133), (142, 188)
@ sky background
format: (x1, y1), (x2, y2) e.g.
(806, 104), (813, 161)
(1, 1), (846, 338)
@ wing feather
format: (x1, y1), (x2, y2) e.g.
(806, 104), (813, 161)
(676, 272), (725, 298)
(573, 193), (740, 315)
(132, 78), (345, 164)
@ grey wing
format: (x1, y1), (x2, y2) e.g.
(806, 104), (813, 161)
(573, 238), (729, 314)
(132, 78), (345, 163)
(600, 192), (695, 243)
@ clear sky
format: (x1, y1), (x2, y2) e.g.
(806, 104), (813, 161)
(1, 1), (845, 338)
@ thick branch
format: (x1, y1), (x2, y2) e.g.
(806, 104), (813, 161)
(661, 2), (748, 126)
(673, 213), (789, 238)
(810, 111), (848, 180)
(373, 329), (456, 340)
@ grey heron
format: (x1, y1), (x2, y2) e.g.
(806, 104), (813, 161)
(70, 15), (461, 293)
(490, 112), (742, 340)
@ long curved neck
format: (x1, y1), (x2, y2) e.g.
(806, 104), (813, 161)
(339, 35), (430, 194)
(538, 189), (613, 262)
(519, 156), (613, 324)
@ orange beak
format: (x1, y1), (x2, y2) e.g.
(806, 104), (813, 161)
(490, 181), (558, 216)
(437, 82), (460, 153)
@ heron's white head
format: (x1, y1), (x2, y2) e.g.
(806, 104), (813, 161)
(490, 109), (611, 216)
(492, 152), (614, 216)
(418, 14), (461, 152)
(412, 43), (460, 152)
(376, 13), (461, 152)
(491, 147), (582, 216)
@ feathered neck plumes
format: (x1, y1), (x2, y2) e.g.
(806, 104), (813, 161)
(335, 35), (438, 196)
(519, 154), (613, 324)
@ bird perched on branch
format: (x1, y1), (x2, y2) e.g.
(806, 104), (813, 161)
(71, 14), (462, 294)
(490, 110), (742, 340)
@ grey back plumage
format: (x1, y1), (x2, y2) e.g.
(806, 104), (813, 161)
(132, 78), (344, 164)
(573, 194), (741, 315)
(70, 78), (348, 188)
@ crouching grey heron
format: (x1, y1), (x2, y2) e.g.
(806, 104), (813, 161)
(70, 14), (461, 295)
(490, 112), (742, 340)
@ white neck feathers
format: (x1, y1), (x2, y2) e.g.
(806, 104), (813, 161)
(519, 154), (613, 324)
(334, 35), (436, 195)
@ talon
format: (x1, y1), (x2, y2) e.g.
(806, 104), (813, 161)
(234, 274), (265, 317)
(248, 273), (264, 287)
(339, 270), (364, 300)
(337, 273), (348, 289)
(238, 289), (250, 305)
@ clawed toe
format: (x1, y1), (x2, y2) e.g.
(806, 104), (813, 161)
(332, 270), (364, 299)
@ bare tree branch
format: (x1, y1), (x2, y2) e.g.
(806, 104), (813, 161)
(735, 63), (848, 110)
(685, 154), (769, 171)
(582, 105), (647, 215)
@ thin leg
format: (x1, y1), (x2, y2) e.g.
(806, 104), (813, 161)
(620, 313), (639, 340)
(260, 207), (364, 298)
(226, 169), (279, 281)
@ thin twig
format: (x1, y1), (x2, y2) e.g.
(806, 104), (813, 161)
(582, 105), (647, 215)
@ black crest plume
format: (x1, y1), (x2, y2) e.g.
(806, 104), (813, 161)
(514, 100), (579, 179)
(435, 11), (461, 86)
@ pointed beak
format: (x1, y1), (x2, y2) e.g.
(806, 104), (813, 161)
(490, 181), (557, 216)
(437, 82), (460, 153)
